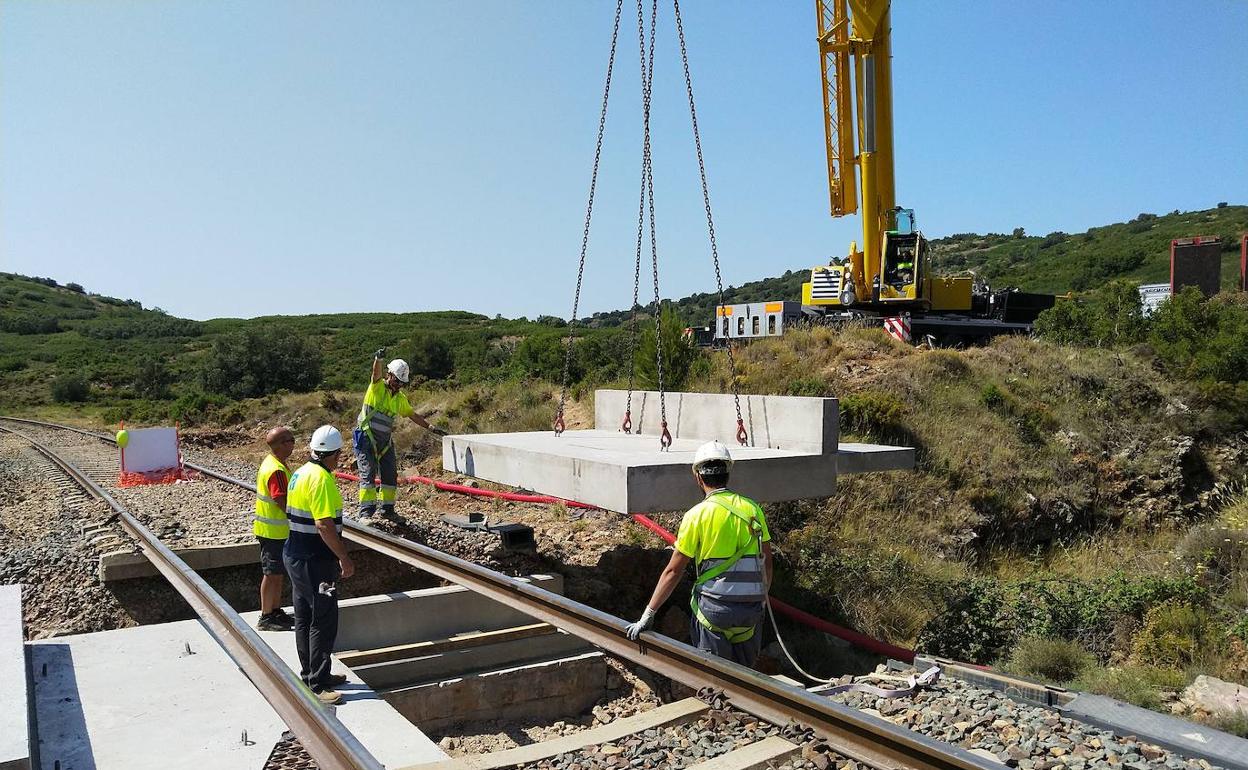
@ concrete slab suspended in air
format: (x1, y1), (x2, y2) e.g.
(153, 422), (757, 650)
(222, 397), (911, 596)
(442, 390), (913, 513)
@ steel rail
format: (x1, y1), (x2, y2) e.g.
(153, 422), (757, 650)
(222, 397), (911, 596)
(0, 416), (994, 770)
(0, 421), (384, 770)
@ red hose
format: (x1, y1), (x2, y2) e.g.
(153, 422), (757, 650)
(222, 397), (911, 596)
(340, 470), (916, 663)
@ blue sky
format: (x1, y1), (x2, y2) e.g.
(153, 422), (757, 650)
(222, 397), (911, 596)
(2, 1), (1245, 321)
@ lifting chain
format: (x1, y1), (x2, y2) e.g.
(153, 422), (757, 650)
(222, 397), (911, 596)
(635, 0), (670, 451)
(622, 0), (658, 436)
(673, 0), (748, 446)
(555, 0), (625, 436)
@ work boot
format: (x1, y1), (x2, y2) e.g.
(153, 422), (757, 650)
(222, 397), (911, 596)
(274, 607), (294, 623)
(257, 612), (293, 632)
(314, 689), (342, 706)
(323, 673), (348, 687)
(381, 505), (397, 520)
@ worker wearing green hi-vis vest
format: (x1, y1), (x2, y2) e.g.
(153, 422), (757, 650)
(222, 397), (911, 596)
(353, 349), (445, 521)
(626, 441), (773, 668)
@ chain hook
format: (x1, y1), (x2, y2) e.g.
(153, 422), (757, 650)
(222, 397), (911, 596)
(659, 421), (672, 451)
(553, 412), (566, 436)
(735, 418), (748, 446)
(621, 410), (632, 433)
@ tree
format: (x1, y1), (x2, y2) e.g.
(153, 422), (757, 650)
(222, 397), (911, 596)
(51, 373), (90, 403)
(512, 333), (573, 382)
(134, 356), (173, 399)
(408, 334), (455, 380)
(1090, 280), (1146, 346)
(635, 305), (701, 391)
(1012, 227), (1026, 239)
(201, 327), (322, 398)
(1150, 289), (1248, 382)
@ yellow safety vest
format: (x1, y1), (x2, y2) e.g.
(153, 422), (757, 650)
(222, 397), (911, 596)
(686, 492), (768, 644)
(285, 461), (344, 560)
(357, 380), (413, 455)
(253, 453), (290, 539)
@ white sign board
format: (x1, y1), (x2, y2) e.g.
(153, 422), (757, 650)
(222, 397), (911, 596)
(122, 427), (181, 473)
(1138, 283), (1171, 317)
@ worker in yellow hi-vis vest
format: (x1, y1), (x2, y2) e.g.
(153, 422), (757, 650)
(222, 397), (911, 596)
(254, 426), (295, 632)
(625, 441), (773, 668)
(354, 348), (445, 521)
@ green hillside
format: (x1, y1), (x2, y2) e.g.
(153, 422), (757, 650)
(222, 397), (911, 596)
(931, 204), (1248, 292)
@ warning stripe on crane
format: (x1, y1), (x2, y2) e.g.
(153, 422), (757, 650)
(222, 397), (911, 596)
(884, 314), (911, 343)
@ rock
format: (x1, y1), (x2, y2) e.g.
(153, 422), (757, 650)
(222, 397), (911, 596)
(1180, 675), (1248, 717)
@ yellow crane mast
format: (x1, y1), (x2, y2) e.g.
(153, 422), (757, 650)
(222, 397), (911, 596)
(803, 0), (973, 314)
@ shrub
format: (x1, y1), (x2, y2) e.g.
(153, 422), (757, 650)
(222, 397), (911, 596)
(839, 389), (905, 439)
(633, 305), (701, 391)
(408, 334), (454, 380)
(1035, 281), (1145, 347)
(1150, 289), (1248, 382)
(65, 282), (85, 293)
(1006, 637), (1094, 683)
(200, 327), (323, 398)
(1071, 665), (1186, 710)
(1131, 602), (1217, 669)
(51, 373), (90, 403)
(133, 356), (172, 400)
(169, 389), (227, 425)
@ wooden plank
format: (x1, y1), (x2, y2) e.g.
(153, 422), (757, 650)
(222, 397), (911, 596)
(338, 623), (554, 667)
(402, 698), (710, 770)
(684, 736), (800, 770)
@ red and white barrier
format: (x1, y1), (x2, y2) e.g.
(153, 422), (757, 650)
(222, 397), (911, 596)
(884, 313), (912, 343)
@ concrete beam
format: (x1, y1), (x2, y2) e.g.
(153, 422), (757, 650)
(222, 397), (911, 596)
(352, 630), (592, 690)
(332, 574), (564, 653)
(837, 442), (915, 474)
(684, 736), (800, 770)
(593, 390), (838, 453)
(405, 696), (709, 769)
(382, 652), (609, 734)
(338, 623), (555, 668)
(0, 585), (30, 770)
(443, 429), (836, 513)
(98, 540), (369, 582)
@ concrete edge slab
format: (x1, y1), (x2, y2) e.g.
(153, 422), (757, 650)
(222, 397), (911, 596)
(402, 696), (710, 770)
(1063, 693), (1248, 770)
(683, 735), (800, 769)
(0, 584), (30, 770)
(836, 443), (915, 474)
(98, 541), (369, 582)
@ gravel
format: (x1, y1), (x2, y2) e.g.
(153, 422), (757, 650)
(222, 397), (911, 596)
(824, 668), (1224, 770)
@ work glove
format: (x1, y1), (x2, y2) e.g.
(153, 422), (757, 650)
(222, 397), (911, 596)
(625, 606), (657, 640)
(373, 347), (386, 360)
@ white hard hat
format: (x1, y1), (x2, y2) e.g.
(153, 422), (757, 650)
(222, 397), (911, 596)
(692, 440), (733, 472)
(309, 425), (343, 453)
(387, 359), (411, 384)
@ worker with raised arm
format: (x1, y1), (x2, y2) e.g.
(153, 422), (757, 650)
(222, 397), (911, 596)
(254, 425), (295, 632)
(354, 348), (444, 521)
(626, 441), (773, 668)
(284, 425), (354, 705)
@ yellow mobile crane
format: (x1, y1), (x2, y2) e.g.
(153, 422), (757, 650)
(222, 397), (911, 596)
(709, 1), (1054, 346)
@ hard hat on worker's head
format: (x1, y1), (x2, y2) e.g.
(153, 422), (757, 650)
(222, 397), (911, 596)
(386, 359), (411, 384)
(309, 425), (343, 454)
(692, 440), (733, 473)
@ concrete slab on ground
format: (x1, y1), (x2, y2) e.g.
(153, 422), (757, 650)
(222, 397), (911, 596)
(1063, 693), (1248, 770)
(443, 429), (836, 513)
(836, 442), (916, 474)
(0, 584), (31, 770)
(30, 613), (445, 770)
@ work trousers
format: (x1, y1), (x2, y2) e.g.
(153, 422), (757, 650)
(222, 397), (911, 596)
(690, 595), (766, 668)
(284, 554), (340, 691)
(353, 430), (397, 517)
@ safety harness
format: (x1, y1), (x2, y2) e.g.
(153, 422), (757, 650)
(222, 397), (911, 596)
(690, 495), (766, 644)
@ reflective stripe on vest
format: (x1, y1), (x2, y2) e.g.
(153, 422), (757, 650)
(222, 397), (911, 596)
(691, 496), (767, 605)
(286, 462), (345, 557)
(253, 454), (290, 539)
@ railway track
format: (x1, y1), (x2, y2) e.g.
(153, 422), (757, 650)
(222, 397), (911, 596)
(9, 415), (1218, 770)
(0, 419), (385, 770)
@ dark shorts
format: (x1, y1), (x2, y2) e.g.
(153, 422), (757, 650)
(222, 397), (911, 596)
(257, 536), (287, 576)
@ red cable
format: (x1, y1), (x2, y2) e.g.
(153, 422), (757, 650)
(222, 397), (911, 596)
(340, 468), (917, 663)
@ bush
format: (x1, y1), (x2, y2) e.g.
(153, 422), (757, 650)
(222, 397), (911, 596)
(1071, 665), (1186, 710)
(0, 313), (60, 334)
(169, 389), (228, 425)
(133, 356), (172, 400)
(200, 327), (323, 399)
(1131, 602), (1218, 669)
(408, 334), (455, 380)
(1034, 281), (1144, 347)
(1150, 289), (1248, 382)
(840, 389), (905, 439)
(634, 305), (701, 391)
(1006, 637), (1094, 683)
(65, 282), (85, 293)
(51, 373), (90, 403)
